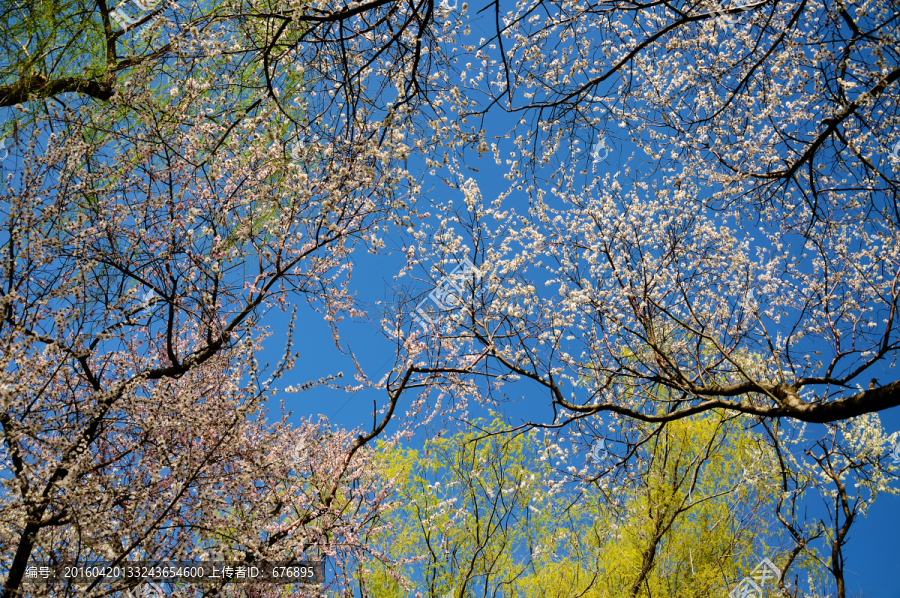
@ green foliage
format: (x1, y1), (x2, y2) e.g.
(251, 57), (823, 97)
(363, 415), (800, 598)
(0, 0), (107, 86)
(366, 420), (561, 598)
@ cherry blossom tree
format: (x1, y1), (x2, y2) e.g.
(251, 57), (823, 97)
(0, 75), (410, 595)
(0, 1), (463, 594)
(379, 0), (900, 429)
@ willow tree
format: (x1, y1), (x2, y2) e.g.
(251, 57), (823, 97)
(357, 415), (838, 598)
